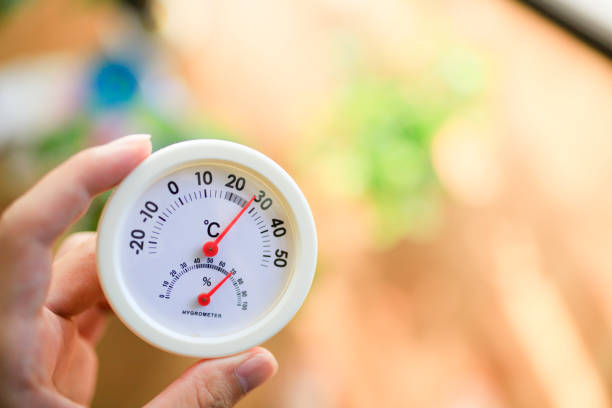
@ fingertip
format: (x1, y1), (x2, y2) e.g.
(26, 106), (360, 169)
(109, 133), (151, 147)
(105, 133), (152, 161)
(79, 134), (152, 195)
(112, 133), (152, 160)
(234, 348), (278, 393)
(251, 347), (279, 373)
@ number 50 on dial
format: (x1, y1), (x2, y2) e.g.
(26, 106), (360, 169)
(97, 140), (317, 357)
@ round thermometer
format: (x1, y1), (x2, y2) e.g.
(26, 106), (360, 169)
(97, 140), (317, 357)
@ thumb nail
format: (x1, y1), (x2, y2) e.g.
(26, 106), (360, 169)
(234, 351), (278, 393)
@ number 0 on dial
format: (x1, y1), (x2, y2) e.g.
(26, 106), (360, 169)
(97, 140), (317, 357)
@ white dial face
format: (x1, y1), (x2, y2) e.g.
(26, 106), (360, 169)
(119, 162), (295, 338)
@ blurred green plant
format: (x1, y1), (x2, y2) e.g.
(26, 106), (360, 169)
(311, 47), (485, 247)
(0, 0), (24, 17)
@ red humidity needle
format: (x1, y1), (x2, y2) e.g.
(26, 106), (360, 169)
(198, 270), (234, 306)
(202, 195), (256, 257)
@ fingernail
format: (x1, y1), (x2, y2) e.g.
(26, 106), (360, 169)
(235, 352), (278, 393)
(109, 134), (151, 146)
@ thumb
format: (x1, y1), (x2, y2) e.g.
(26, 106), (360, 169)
(145, 348), (278, 408)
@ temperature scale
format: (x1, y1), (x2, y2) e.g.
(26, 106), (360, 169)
(97, 140), (317, 357)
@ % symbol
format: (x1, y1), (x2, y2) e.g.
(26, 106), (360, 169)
(203, 277), (212, 286)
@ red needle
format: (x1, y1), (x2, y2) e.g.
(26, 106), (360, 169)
(202, 195), (256, 257)
(198, 270), (234, 306)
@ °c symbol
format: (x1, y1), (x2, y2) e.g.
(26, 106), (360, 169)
(204, 219), (220, 238)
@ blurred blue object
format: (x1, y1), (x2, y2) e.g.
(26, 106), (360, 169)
(91, 60), (139, 109)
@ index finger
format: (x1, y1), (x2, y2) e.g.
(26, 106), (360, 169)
(1, 134), (152, 247)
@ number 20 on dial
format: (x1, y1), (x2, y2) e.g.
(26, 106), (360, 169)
(97, 140), (317, 357)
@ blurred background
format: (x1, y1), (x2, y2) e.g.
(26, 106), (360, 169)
(2, 0), (612, 406)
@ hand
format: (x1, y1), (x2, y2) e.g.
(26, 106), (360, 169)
(0, 135), (278, 407)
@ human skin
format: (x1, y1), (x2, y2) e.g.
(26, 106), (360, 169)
(0, 134), (277, 407)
